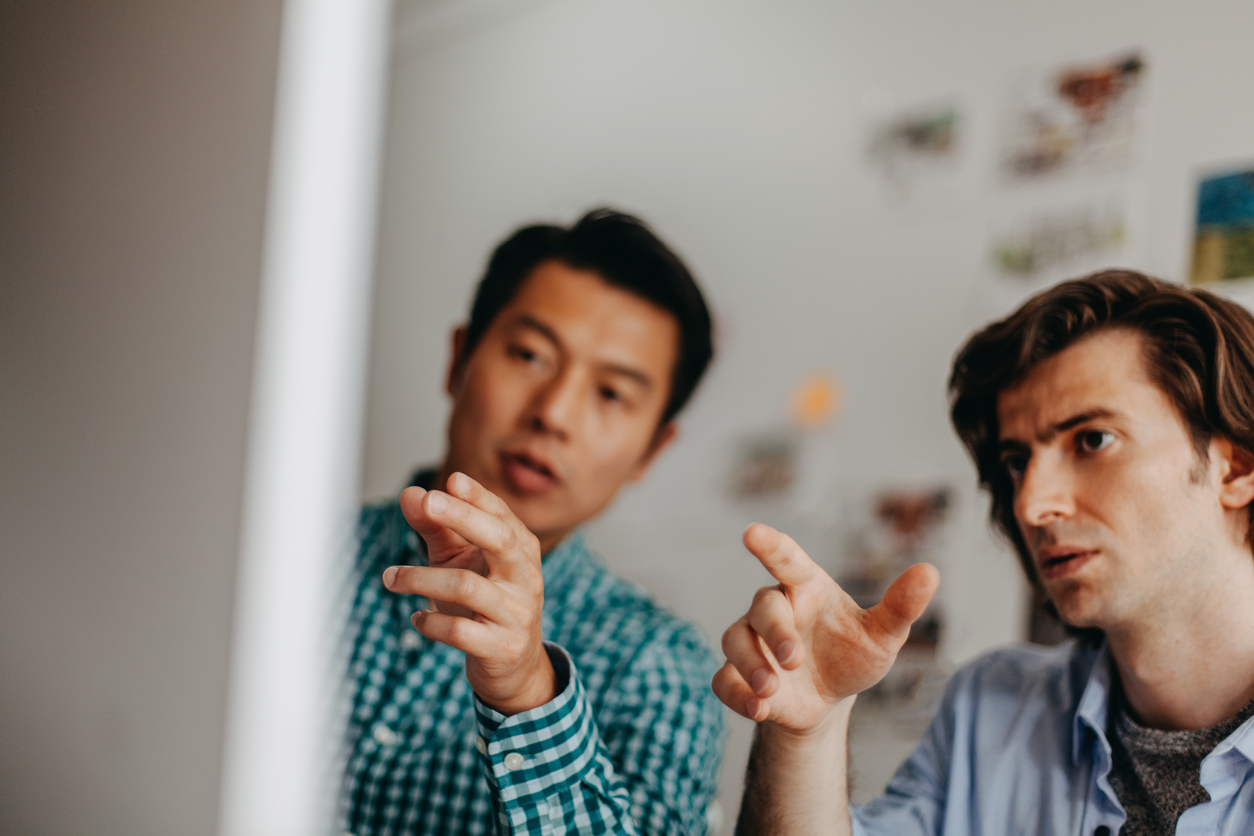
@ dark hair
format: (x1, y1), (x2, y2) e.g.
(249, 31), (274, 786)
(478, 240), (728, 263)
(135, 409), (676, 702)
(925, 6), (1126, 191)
(949, 269), (1254, 585)
(463, 208), (714, 425)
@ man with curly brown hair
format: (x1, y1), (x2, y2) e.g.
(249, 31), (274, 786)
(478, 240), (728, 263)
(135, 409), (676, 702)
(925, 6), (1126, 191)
(717, 270), (1254, 835)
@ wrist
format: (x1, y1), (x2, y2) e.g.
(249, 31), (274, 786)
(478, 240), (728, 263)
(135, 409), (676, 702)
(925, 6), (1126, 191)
(764, 695), (855, 749)
(476, 644), (558, 716)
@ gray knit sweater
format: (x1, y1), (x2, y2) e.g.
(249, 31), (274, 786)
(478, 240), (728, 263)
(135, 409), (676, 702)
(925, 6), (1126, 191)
(1107, 684), (1254, 835)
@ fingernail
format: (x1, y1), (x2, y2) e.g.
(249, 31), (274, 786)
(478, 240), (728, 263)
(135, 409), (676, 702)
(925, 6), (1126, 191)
(449, 472), (469, 496)
(743, 522), (759, 534)
(747, 697), (763, 721)
(383, 566), (398, 587)
(427, 492), (447, 513)
(751, 669), (771, 695)
(410, 610), (427, 628)
(776, 641), (796, 665)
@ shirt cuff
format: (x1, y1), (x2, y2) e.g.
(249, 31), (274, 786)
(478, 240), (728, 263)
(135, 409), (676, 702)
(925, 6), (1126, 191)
(472, 642), (599, 806)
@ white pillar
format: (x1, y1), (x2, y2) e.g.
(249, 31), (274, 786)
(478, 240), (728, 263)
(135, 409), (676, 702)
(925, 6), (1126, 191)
(217, 1), (393, 833)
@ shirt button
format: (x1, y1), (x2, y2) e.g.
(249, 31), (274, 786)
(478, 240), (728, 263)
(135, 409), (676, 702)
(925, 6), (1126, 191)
(474, 736), (488, 755)
(503, 752), (525, 770)
(372, 723), (398, 747)
(399, 630), (420, 650)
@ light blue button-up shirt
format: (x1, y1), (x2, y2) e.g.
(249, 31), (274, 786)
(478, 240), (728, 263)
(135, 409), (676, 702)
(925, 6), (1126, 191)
(852, 639), (1254, 835)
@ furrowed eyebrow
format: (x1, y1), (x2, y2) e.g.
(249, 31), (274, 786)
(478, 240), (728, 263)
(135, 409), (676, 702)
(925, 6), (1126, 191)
(509, 314), (654, 389)
(1039, 409), (1120, 443)
(998, 408), (1123, 452)
(510, 314), (562, 347)
(997, 439), (1029, 457)
(601, 363), (653, 390)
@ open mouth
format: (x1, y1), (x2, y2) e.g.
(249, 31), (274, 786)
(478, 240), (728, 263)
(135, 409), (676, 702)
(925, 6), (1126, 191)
(1039, 549), (1096, 578)
(500, 451), (558, 493)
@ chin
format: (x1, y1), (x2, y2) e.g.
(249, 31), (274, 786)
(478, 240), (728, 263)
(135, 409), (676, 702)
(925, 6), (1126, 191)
(1052, 599), (1105, 632)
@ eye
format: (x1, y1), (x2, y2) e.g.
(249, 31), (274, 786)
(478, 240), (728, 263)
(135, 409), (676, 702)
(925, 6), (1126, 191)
(1078, 430), (1115, 454)
(508, 344), (542, 365)
(1001, 453), (1028, 480)
(598, 385), (622, 403)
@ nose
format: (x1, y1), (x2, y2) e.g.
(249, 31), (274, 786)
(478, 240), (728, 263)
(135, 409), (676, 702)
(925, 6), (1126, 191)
(1014, 452), (1075, 530)
(526, 366), (581, 440)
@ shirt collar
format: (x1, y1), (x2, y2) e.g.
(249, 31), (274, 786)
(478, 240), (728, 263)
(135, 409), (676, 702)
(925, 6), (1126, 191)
(1204, 701), (1254, 765)
(1072, 639), (1114, 765)
(1069, 640), (1254, 768)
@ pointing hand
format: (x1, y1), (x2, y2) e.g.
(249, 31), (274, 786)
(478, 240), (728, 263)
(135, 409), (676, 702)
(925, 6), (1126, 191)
(712, 523), (939, 733)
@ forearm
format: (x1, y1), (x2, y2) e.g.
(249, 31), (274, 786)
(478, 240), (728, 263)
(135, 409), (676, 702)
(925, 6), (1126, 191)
(736, 698), (854, 836)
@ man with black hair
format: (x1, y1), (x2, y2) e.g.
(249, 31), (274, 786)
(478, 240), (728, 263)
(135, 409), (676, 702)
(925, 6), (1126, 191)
(715, 270), (1254, 835)
(340, 210), (724, 835)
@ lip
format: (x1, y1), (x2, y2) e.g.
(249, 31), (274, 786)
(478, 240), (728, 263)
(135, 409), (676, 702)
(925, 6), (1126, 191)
(498, 449), (560, 494)
(1036, 547), (1098, 581)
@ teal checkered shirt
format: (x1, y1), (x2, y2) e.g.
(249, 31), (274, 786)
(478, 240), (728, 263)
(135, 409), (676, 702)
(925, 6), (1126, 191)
(339, 480), (725, 834)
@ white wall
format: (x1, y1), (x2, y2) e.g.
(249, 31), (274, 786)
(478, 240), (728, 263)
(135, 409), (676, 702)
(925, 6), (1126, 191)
(363, 0), (1254, 827)
(0, 3), (282, 834)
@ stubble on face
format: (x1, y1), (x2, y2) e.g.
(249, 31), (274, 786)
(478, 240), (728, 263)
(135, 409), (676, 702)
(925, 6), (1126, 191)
(997, 329), (1223, 634)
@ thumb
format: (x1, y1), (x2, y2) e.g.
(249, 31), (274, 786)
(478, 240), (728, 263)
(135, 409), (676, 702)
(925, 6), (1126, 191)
(867, 563), (939, 641)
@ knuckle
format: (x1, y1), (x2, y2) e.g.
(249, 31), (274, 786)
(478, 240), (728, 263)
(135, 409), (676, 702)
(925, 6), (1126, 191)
(451, 570), (478, 601)
(721, 621), (751, 657)
(497, 520), (517, 552)
(711, 669), (731, 698)
(752, 584), (784, 606)
(720, 627), (738, 657)
(439, 615), (459, 642)
(448, 619), (473, 647)
(515, 601), (538, 630)
(501, 634), (525, 661)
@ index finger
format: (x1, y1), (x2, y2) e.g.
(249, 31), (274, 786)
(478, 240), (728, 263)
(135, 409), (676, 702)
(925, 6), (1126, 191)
(445, 471), (516, 524)
(405, 488), (537, 574)
(445, 472), (538, 562)
(743, 523), (821, 589)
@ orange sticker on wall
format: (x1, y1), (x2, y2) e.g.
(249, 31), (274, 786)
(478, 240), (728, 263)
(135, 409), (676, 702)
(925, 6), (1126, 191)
(790, 372), (841, 429)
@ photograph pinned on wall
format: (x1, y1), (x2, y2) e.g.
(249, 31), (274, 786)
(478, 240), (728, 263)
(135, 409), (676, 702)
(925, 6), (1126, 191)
(1190, 167), (1254, 285)
(727, 371), (843, 503)
(990, 196), (1127, 282)
(836, 487), (951, 619)
(836, 486), (953, 736)
(728, 431), (798, 501)
(865, 103), (966, 205)
(1000, 50), (1146, 181)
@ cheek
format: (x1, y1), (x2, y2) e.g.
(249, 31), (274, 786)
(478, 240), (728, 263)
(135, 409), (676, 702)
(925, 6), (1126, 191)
(449, 368), (519, 448)
(1098, 456), (1202, 545)
(574, 422), (655, 488)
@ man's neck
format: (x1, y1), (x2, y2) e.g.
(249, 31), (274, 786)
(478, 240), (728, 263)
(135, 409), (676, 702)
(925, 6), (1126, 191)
(1107, 555), (1254, 731)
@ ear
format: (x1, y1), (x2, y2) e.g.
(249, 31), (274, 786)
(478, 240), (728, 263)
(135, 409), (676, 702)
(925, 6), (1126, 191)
(446, 325), (469, 398)
(1215, 437), (1254, 511)
(627, 421), (678, 483)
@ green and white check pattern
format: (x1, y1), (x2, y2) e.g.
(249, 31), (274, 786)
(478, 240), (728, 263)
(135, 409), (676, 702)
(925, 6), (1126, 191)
(339, 483), (725, 835)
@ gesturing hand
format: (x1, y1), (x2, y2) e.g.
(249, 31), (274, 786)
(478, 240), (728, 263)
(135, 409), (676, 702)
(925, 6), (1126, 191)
(713, 523), (939, 734)
(382, 472), (555, 716)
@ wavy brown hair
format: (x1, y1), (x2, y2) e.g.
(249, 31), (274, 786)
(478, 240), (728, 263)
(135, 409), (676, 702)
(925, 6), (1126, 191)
(949, 269), (1254, 585)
